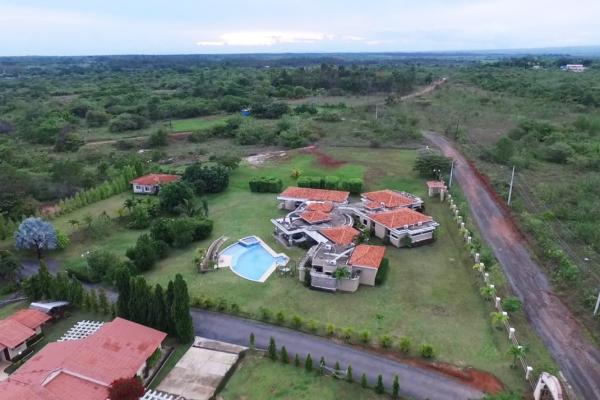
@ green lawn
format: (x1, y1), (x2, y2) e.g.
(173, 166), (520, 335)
(220, 354), (381, 400)
(0, 301), (27, 319)
(139, 147), (555, 393)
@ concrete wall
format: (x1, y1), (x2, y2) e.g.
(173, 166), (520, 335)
(374, 223), (387, 240)
(338, 277), (360, 292)
(7, 342), (27, 360)
(133, 184), (157, 194)
(355, 267), (377, 286)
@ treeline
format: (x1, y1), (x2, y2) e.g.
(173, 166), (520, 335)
(116, 269), (194, 343)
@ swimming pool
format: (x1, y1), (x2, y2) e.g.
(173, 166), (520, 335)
(218, 236), (289, 282)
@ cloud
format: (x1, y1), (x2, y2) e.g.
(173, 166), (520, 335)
(197, 31), (327, 47)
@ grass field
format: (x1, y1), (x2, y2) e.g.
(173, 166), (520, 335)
(220, 353), (380, 400)
(136, 146), (556, 392)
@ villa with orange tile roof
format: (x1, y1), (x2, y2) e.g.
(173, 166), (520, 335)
(271, 186), (438, 292)
(0, 309), (50, 362)
(130, 173), (181, 195)
(0, 317), (166, 400)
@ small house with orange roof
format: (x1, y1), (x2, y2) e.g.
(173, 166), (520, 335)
(360, 189), (423, 212)
(277, 187), (349, 210)
(426, 180), (447, 198)
(130, 173), (181, 195)
(0, 309), (50, 362)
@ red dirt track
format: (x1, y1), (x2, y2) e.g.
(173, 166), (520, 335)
(425, 131), (600, 400)
(301, 145), (346, 168)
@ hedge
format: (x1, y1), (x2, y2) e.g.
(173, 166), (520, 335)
(249, 176), (283, 193)
(297, 175), (364, 193)
(374, 258), (389, 285)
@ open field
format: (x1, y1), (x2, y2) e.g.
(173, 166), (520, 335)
(220, 353), (380, 400)
(169, 115), (230, 132)
(135, 147), (556, 392)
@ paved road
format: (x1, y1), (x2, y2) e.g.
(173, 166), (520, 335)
(192, 309), (483, 400)
(425, 132), (600, 400)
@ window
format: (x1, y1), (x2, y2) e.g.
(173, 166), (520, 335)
(135, 185), (141, 190)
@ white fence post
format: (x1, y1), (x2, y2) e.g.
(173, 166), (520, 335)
(509, 327), (515, 340)
(526, 366), (533, 380)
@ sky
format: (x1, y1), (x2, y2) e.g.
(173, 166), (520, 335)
(1, 0), (600, 56)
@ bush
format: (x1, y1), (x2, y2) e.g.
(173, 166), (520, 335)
(307, 319), (319, 333)
(502, 296), (523, 313)
(291, 315), (303, 329)
(398, 337), (411, 354)
(359, 330), (371, 344)
(159, 182), (194, 214)
(379, 335), (393, 348)
(259, 307), (272, 321)
(325, 323), (336, 336)
(56, 229), (70, 250)
(85, 110), (109, 127)
(361, 373), (368, 388)
(151, 217), (213, 248)
(148, 129), (168, 147)
(374, 258), (389, 285)
(297, 176), (323, 188)
(420, 343), (435, 358)
(323, 176), (340, 190)
(340, 178), (363, 194)
(109, 113), (148, 132)
(544, 142), (573, 164)
(87, 250), (121, 281)
(249, 176), (283, 193)
(127, 205), (151, 229)
(230, 303), (240, 314)
(341, 327), (354, 343)
(275, 310), (286, 325)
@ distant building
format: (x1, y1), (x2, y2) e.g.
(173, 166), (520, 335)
(130, 173), (181, 194)
(241, 108), (251, 117)
(562, 64), (586, 73)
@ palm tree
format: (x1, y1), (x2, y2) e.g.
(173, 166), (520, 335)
(82, 213), (94, 230)
(490, 311), (509, 329)
(123, 198), (135, 214)
(507, 345), (528, 369)
(68, 219), (79, 229)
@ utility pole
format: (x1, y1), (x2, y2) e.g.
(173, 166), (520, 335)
(594, 290), (600, 316)
(448, 160), (454, 188)
(507, 166), (516, 206)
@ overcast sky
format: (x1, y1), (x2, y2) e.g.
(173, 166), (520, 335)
(1, 0), (600, 56)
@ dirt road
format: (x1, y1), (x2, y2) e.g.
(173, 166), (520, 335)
(425, 132), (600, 399)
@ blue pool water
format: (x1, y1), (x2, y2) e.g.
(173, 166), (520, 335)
(221, 237), (288, 282)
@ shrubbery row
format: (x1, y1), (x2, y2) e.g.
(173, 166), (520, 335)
(248, 176), (283, 193)
(297, 176), (363, 194)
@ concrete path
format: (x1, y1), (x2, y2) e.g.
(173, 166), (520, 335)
(425, 131), (600, 399)
(192, 309), (483, 400)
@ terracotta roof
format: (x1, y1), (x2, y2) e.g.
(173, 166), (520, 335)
(8, 309), (51, 330)
(362, 190), (417, 208)
(300, 211), (332, 224)
(0, 380), (61, 400)
(370, 208), (433, 230)
(349, 245), (386, 269)
(44, 372), (106, 400)
(279, 187), (349, 203)
(0, 318), (166, 400)
(305, 202), (334, 213)
(426, 180), (446, 188)
(130, 173), (180, 186)
(0, 319), (36, 349)
(319, 226), (360, 245)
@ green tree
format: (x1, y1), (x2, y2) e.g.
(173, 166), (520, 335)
(249, 332), (255, 350)
(305, 353), (313, 372)
(125, 234), (159, 272)
(361, 373), (368, 388)
(98, 289), (110, 315)
(280, 346), (289, 364)
(89, 289), (99, 313)
(420, 343), (435, 358)
(151, 284), (168, 332)
(171, 274), (194, 342)
(346, 364), (353, 382)
(0, 250), (21, 283)
(183, 162), (230, 195)
(392, 375), (400, 399)
(115, 266), (132, 319)
(413, 150), (452, 178)
(268, 337), (277, 360)
(148, 128), (168, 147)
(159, 182), (194, 214)
(375, 374), (385, 394)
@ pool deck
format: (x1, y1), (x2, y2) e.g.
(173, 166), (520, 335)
(218, 236), (289, 283)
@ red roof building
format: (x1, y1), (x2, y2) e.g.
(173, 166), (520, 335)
(0, 309), (50, 361)
(362, 190), (420, 209)
(305, 202), (335, 213)
(370, 208), (433, 230)
(0, 319), (36, 350)
(349, 245), (386, 269)
(278, 187), (350, 204)
(319, 226), (360, 245)
(9, 309), (51, 331)
(130, 174), (181, 194)
(300, 210), (332, 225)
(0, 318), (167, 400)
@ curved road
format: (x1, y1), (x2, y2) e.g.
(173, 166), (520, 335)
(425, 132), (600, 400)
(193, 309), (483, 400)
